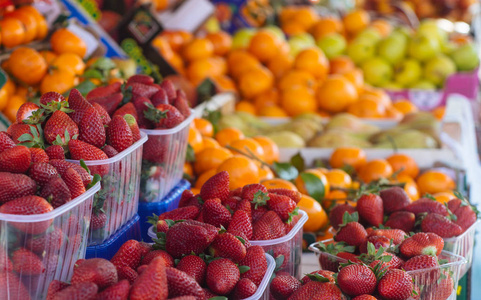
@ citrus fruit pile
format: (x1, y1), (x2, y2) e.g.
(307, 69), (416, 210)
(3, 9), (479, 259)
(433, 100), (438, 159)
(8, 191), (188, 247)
(0, 5), (48, 48)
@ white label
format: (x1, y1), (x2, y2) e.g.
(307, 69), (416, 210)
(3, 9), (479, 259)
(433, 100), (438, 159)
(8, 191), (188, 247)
(157, 0), (214, 32)
(33, 0), (62, 26)
(67, 22), (99, 58)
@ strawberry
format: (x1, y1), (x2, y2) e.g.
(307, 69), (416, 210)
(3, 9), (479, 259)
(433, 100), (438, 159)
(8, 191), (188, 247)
(252, 210), (286, 240)
(46, 145), (65, 160)
(203, 288), (218, 299)
(209, 231), (247, 262)
(71, 258), (118, 289)
(178, 190), (196, 207)
(136, 265), (148, 275)
(405, 198), (448, 216)
(124, 114), (141, 142)
(0, 145), (31, 173)
(423, 273), (454, 300)
(0, 272), (31, 300)
(0, 195), (53, 234)
(334, 213), (367, 247)
(403, 255), (440, 283)
(357, 193), (384, 227)
(26, 227), (64, 253)
(176, 255), (207, 285)
(7, 123), (37, 144)
(87, 82), (122, 100)
(68, 140), (108, 175)
(155, 219), (170, 233)
(337, 252), (362, 263)
(239, 245), (267, 286)
(47, 280), (69, 300)
(165, 267), (205, 299)
(224, 195), (240, 211)
(111, 240), (143, 270)
(328, 203), (357, 230)
(128, 82), (160, 99)
(337, 264), (376, 296)
(172, 90), (191, 118)
(107, 115), (133, 152)
(92, 102), (111, 125)
(127, 74), (155, 85)
(150, 88), (169, 106)
(0, 172), (36, 204)
(79, 106), (106, 148)
(145, 103), (184, 129)
(89, 93), (123, 116)
(68, 89), (94, 124)
(90, 212), (106, 229)
(289, 281), (346, 300)
(130, 257), (168, 300)
(40, 177), (71, 208)
(113, 102), (139, 120)
(421, 213), (463, 238)
(200, 171), (230, 202)
(206, 258), (240, 295)
(267, 188), (302, 204)
(0, 248), (13, 272)
(160, 79), (177, 100)
(368, 229), (407, 245)
(316, 241), (355, 272)
(241, 183), (268, 202)
(44, 111), (79, 145)
(231, 278), (257, 300)
(267, 193), (297, 222)
(49, 159), (91, 187)
(399, 232), (444, 258)
(235, 199), (252, 220)
(95, 279), (130, 300)
(158, 206), (200, 221)
(168, 297), (196, 300)
(16, 102), (41, 123)
(117, 266), (138, 284)
(377, 269), (413, 300)
(228, 210), (253, 240)
(447, 198), (462, 213)
(30, 147), (49, 163)
(270, 275), (301, 299)
(352, 295), (377, 300)
(301, 270), (336, 284)
(0, 132), (16, 152)
(140, 250), (174, 267)
(358, 235), (391, 254)
(40, 91), (66, 106)
(52, 282), (98, 300)
(62, 167), (86, 198)
(102, 145), (118, 158)
(451, 199), (478, 232)
(28, 162), (59, 186)
(163, 220), (218, 258)
(132, 96), (154, 129)
(384, 211), (416, 233)
(12, 248), (46, 275)
(202, 198), (232, 228)
(380, 186), (411, 213)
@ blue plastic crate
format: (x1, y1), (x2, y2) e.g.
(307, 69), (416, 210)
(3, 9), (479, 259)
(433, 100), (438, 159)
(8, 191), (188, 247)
(138, 179), (191, 241)
(86, 214), (141, 260)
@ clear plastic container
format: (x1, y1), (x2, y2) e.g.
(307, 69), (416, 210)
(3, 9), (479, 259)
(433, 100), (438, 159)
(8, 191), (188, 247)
(243, 253), (275, 300)
(67, 132), (147, 245)
(0, 182), (100, 300)
(250, 210), (308, 278)
(140, 112), (194, 203)
(444, 220), (479, 278)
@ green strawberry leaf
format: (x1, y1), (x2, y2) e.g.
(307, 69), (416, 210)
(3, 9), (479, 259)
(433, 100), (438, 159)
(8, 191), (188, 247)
(82, 69), (103, 80)
(287, 206), (299, 224)
(300, 172), (325, 202)
(80, 160), (92, 175)
(144, 102), (168, 123)
(209, 297), (228, 300)
(340, 211), (359, 227)
(271, 162), (298, 181)
(252, 190), (270, 209)
(185, 144), (196, 162)
(235, 236), (246, 245)
(147, 214), (159, 226)
(238, 265), (250, 274)
(305, 273), (330, 282)
(290, 152), (305, 173)
(87, 174), (101, 190)
(424, 194), (436, 201)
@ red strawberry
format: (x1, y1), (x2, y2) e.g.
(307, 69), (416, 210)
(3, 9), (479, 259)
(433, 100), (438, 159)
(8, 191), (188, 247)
(40, 177), (72, 208)
(0, 145), (31, 173)
(165, 267), (205, 299)
(16, 102), (41, 123)
(380, 186), (411, 213)
(79, 106), (106, 148)
(403, 255), (440, 283)
(111, 240), (143, 270)
(267, 193), (297, 222)
(267, 188), (302, 204)
(0, 195), (53, 234)
(44, 110), (79, 145)
(92, 102), (111, 125)
(155, 220), (170, 233)
(352, 295), (377, 300)
(399, 232), (444, 258)
(0, 172), (36, 204)
(202, 198), (232, 228)
(0, 248), (13, 272)
(128, 82), (160, 99)
(270, 275), (301, 299)
(49, 159), (91, 187)
(252, 210), (286, 240)
(358, 235), (391, 254)
(206, 258), (240, 295)
(87, 82), (122, 100)
(289, 281), (346, 300)
(7, 123), (38, 144)
(228, 210), (253, 240)
(241, 183), (268, 202)
(421, 213), (463, 238)
(132, 96), (154, 129)
(301, 270), (336, 284)
(423, 273), (454, 300)
(47, 280), (69, 300)
(337, 264), (376, 296)
(12, 248), (46, 275)
(68, 140), (108, 175)
(316, 241), (356, 272)
(52, 282), (98, 300)
(202, 288), (218, 299)
(107, 115), (133, 152)
(384, 211), (416, 233)
(329, 203), (357, 230)
(117, 266), (138, 284)
(89, 93), (123, 116)
(26, 227), (64, 253)
(40, 91), (66, 106)
(176, 255), (207, 286)
(71, 258), (118, 289)
(235, 199), (252, 220)
(127, 74), (155, 85)
(130, 257), (168, 300)
(452, 200), (478, 232)
(178, 190), (196, 207)
(377, 269), (413, 300)
(158, 205), (200, 221)
(231, 278), (257, 300)
(334, 213), (367, 247)
(164, 220), (218, 258)
(136, 265), (148, 275)
(46, 145), (65, 160)
(28, 162), (58, 186)
(160, 79), (177, 100)
(0, 272), (31, 300)
(447, 198), (462, 213)
(91, 212), (107, 230)
(62, 167), (86, 198)
(368, 229), (407, 245)
(113, 102), (139, 120)
(124, 114), (141, 142)
(224, 195), (239, 211)
(239, 245), (267, 286)
(405, 198), (448, 216)
(95, 279), (130, 300)
(172, 90), (191, 118)
(145, 103), (184, 129)
(141, 250), (174, 267)
(357, 193), (384, 227)
(209, 231), (247, 262)
(139, 242), (152, 256)
(30, 147), (49, 163)
(337, 252), (362, 263)
(168, 297), (196, 300)
(0, 131), (15, 152)
(150, 88), (169, 106)
(102, 144), (119, 157)
(68, 89), (94, 124)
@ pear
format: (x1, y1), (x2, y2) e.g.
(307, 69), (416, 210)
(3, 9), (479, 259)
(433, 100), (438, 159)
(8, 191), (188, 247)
(308, 130), (372, 148)
(293, 113), (325, 124)
(287, 119), (323, 142)
(266, 131), (305, 148)
(374, 130), (438, 149)
(326, 113), (380, 136)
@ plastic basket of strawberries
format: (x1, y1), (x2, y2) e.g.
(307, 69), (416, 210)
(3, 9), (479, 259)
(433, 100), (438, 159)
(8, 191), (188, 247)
(0, 131), (101, 299)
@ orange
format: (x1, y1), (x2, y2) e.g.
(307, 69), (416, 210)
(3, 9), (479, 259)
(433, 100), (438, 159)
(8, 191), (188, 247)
(317, 110), (330, 118)
(188, 126), (204, 154)
(297, 194), (328, 232)
(194, 147), (233, 175)
(202, 137), (220, 149)
(186, 57), (226, 85)
(235, 101), (256, 115)
(17, 6), (48, 40)
(432, 191), (456, 204)
(206, 31), (232, 56)
(343, 9), (371, 35)
(0, 18), (25, 48)
(247, 30), (281, 63)
(212, 75), (237, 93)
(280, 86), (317, 116)
(152, 36), (174, 61)
(393, 100), (419, 115)
(51, 53), (86, 76)
(343, 68), (364, 92)
(261, 178), (298, 191)
(229, 138), (265, 159)
(358, 159), (393, 183)
(258, 105), (288, 117)
(227, 50), (261, 79)
(215, 128), (245, 147)
(325, 169), (352, 189)
(238, 67), (274, 99)
(253, 89), (280, 111)
(50, 28), (87, 57)
(295, 169), (330, 198)
(193, 118), (214, 137)
(360, 86), (391, 108)
(329, 147), (367, 171)
(278, 70), (318, 92)
(310, 17), (344, 40)
(279, 7), (298, 24)
(182, 38), (214, 62)
(267, 52), (293, 79)
(293, 48), (329, 81)
(329, 56), (355, 75)
(5, 10), (37, 43)
(3, 79), (16, 97)
(317, 75), (358, 113)
(0, 83), (11, 111)
(15, 86), (29, 98)
(281, 20), (306, 36)
(3, 95), (26, 122)
(159, 30), (193, 52)
(290, 7), (319, 30)
(385, 106), (403, 120)
(258, 165), (275, 181)
(40, 50), (57, 65)
(370, 19), (392, 37)
(395, 174), (419, 201)
(184, 162), (193, 177)
(387, 153), (420, 178)
(195, 169), (218, 189)
(252, 136), (279, 164)
(416, 170), (456, 195)
(432, 106), (445, 120)
(347, 98), (386, 118)
(217, 156), (259, 190)
(190, 187), (200, 195)
(40, 70), (76, 95)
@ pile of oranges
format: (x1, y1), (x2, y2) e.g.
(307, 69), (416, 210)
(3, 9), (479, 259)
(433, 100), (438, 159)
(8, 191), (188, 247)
(0, 5), (48, 48)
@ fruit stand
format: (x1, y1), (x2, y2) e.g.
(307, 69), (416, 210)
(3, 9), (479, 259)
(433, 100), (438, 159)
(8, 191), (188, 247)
(0, 0), (480, 299)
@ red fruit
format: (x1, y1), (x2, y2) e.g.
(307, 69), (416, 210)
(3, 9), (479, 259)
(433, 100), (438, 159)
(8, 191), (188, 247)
(384, 211), (416, 233)
(29, 162), (58, 186)
(172, 90), (191, 118)
(49, 159), (91, 187)
(127, 74), (155, 85)
(0, 145), (31, 173)
(136, 265), (148, 275)
(114, 102), (139, 120)
(95, 279), (130, 300)
(16, 102), (41, 123)
(399, 232), (444, 258)
(447, 198), (462, 213)
(0, 131), (15, 152)
(68, 89), (94, 124)
(47, 280), (69, 300)
(89, 93), (123, 116)
(139, 242), (152, 256)
(200, 171), (230, 202)
(202, 198), (232, 228)
(228, 210), (253, 240)
(40, 177), (71, 208)
(241, 183), (268, 202)
(337, 252), (362, 263)
(352, 295), (378, 300)
(151, 88), (169, 106)
(423, 273), (454, 300)
(209, 232), (247, 262)
(0, 272), (31, 300)
(26, 227), (64, 253)
(267, 193), (297, 222)
(87, 82), (122, 100)
(52, 282), (98, 300)
(40, 91), (65, 106)
(329, 203), (358, 230)
(130, 257), (168, 300)
(91, 212), (107, 230)
(452, 201), (477, 232)
(149, 104), (185, 129)
(79, 106), (106, 148)
(368, 229), (407, 245)
(224, 195), (239, 210)
(359, 235), (391, 254)
(334, 222), (367, 247)
(289, 281), (346, 300)
(206, 258), (240, 295)
(92, 102), (111, 125)
(239, 245), (267, 286)
(132, 96), (154, 129)
(377, 269), (413, 300)
(128, 82), (160, 99)
(252, 210), (286, 240)
(158, 205), (200, 221)
(267, 188), (302, 203)
(403, 255), (440, 283)
(44, 110), (79, 145)
(68, 140), (108, 175)
(0, 248), (13, 272)
(337, 264), (376, 296)
(71, 258), (118, 289)
(30, 147), (49, 163)
(165, 267), (205, 299)
(111, 240), (143, 270)
(160, 79), (176, 100)
(316, 241), (356, 272)
(62, 167), (86, 198)
(421, 213), (463, 238)
(231, 278), (257, 300)
(165, 220), (218, 258)
(178, 190), (196, 208)
(155, 219), (170, 233)
(12, 248), (46, 275)
(380, 186), (411, 213)
(117, 266), (138, 284)
(405, 198), (448, 216)
(103, 145), (119, 158)
(235, 198), (252, 220)
(46, 145), (65, 160)
(301, 270), (336, 284)
(7, 123), (38, 144)
(124, 114), (141, 142)
(357, 194), (384, 227)
(141, 250), (174, 267)
(0, 172), (36, 204)
(0, 195), (53, 234)
(176, 255), (207, 285)
(107, 115), (133, 152)
(270, 275), (301, 299)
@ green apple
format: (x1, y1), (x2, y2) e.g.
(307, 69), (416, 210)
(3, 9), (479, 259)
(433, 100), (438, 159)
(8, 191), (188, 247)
(418, 20), (448, 44)
(423, 54), (456, 87)
(393, 26), (413, 39)
(409, 80), (437, 90)
(356, 28), (383, 45)
(316, 33), (346, 59)
(362, 57), (393, 86)
(451, 44), (480, 71)
(288, 34), (315, 57)
(377, 34), (407, 65)
(408, 33), (441, 62)
(264, 25), (286, 42)
(441, 41), (457, 55)
(232, 28), (256, 49)
(394, 59), (422, 86)
(347, 38), (376, 65)
(379, 81), (403, 90)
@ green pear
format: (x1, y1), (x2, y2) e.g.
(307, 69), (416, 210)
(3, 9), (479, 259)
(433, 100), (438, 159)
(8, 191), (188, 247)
(374, 130), (438, 148)
(394, 59), (422, 86)
(288, 34), (316, 57)
(377, 33), (407, 65)
(418, 20), (448, 44)
(451, 44), (480, 71)
(308, 130), (372, 148)
(408, 33), (441, 62)
(347, 38), (376, 65)
(423, 54), (456, 87)
(232, 28), (256, 49)
(409, 80), (437, 90)
(266, 131), (305, 148)
(362, 57), (393, 86)
(287, 119), (323, 142)
(356, 28), (383, 45)
(326, 113), (380, 135)
(379, 81), (403, 90)
(316, 33), (346, 59)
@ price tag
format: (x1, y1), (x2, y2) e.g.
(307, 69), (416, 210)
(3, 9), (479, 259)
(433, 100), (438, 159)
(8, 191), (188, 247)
(409, 90), (443, 111)
(33, 0), (63, 25)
